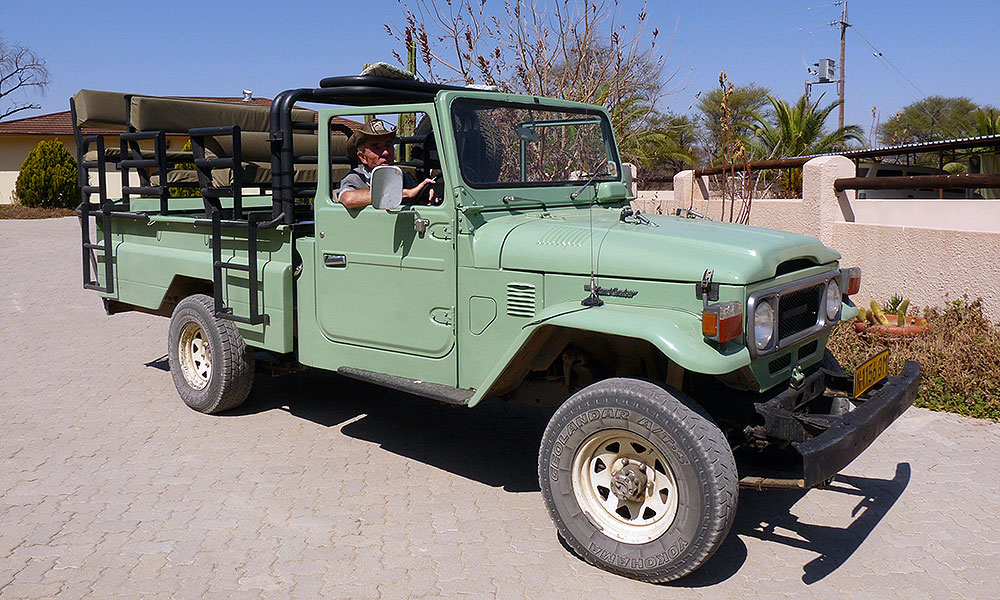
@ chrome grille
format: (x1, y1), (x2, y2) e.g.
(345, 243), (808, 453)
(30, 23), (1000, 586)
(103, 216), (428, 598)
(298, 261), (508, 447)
(778, 285), (821, 340)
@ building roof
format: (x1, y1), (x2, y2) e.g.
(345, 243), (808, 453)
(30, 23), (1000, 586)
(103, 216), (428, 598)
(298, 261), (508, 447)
(0, 97), (361, 135)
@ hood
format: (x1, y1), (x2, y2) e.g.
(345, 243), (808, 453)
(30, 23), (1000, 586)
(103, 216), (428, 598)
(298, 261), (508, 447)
(496, 211), (840, 284)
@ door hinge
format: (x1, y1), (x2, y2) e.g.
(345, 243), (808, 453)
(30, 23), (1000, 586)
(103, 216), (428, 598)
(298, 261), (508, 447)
(430, 224), (452, 240)
(431, 307), (455, 326)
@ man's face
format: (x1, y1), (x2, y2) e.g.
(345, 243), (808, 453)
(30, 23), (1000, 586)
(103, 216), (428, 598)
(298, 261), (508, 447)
(358, 138), (395, 169)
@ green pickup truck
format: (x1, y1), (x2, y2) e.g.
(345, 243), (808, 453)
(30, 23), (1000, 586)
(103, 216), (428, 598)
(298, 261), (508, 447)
(73, 76), (919, 582)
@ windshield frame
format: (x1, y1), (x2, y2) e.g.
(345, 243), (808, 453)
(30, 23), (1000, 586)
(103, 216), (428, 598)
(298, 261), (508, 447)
(447, 97), (622, 191)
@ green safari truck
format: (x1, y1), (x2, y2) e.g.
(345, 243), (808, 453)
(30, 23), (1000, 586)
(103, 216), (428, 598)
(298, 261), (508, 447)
(72, 76), (919, 582)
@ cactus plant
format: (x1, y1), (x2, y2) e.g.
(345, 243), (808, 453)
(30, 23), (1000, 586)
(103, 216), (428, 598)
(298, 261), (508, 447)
(897, 298), (910, 327)
(870, 301), (890, 326)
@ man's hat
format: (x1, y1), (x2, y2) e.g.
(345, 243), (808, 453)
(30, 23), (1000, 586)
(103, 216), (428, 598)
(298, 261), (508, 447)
(347, 119), (397, 165)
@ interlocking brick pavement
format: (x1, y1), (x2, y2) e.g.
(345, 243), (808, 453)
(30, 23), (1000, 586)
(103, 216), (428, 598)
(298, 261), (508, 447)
(2, 217), (999, 598)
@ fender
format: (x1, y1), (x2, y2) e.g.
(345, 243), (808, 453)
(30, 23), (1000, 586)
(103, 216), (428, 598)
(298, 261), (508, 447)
(468, 302), (751, 406)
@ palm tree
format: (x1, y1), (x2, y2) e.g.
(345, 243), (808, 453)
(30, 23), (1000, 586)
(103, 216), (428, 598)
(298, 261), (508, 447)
(749, 94), (864, 193)
(595, 84), (696, 170)
(973, 109), (1000, 136)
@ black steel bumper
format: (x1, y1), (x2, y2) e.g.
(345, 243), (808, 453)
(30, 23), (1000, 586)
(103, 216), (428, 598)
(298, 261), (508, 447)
(748, 361), (920, 489)
(796, 361), (919, 487)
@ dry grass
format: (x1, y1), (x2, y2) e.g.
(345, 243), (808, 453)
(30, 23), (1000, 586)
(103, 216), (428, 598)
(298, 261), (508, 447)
(828, 297), (1000, 420)
(0, 205), (76, 219)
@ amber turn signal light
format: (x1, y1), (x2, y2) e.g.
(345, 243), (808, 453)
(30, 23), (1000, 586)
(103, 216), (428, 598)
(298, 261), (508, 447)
(703, 301), (743, 343)
(841, 267), (862, 296)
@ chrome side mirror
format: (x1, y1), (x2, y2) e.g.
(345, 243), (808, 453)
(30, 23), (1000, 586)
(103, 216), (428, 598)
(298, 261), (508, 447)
(369, 165), (429, 238)
(370, 165), (403, 210)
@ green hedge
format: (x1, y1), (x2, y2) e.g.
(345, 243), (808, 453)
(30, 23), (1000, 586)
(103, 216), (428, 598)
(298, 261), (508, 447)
(15, 140), (81, 209)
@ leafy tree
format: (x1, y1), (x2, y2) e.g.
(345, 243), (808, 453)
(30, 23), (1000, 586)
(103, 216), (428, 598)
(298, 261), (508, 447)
(1, 39), (49, 121)
(749, 95), (864, 193)
(878, 96), (982, 145)
(696, 81), (771, 163)
(15, 140), (80, 208)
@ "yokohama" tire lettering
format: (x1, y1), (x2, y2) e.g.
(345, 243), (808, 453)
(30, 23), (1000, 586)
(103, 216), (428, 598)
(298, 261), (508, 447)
(588, 537), (689, 569)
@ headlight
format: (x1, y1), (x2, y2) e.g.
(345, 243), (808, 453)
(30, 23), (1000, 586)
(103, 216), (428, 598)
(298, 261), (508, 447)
(825, 280), (841, 320)
(753, 300), (774, 350)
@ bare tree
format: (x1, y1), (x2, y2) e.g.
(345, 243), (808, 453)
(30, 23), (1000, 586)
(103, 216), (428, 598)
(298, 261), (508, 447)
(0, 40), (49, 121)
(387, 0), (680, 157)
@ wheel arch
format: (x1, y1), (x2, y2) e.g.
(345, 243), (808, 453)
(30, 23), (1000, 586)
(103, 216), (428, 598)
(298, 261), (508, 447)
(105, 275), (214, 318)
(468, 303), (752, 407)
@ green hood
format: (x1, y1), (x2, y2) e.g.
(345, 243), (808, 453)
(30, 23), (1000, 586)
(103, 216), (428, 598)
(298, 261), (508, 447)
(496, 211), (840, 284)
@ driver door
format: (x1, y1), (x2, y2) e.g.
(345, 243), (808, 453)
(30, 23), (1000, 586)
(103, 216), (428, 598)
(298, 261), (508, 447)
(312, 106), (457, 385)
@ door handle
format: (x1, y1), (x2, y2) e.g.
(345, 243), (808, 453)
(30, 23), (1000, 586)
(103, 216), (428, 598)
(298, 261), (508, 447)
(323, 253), (347, 268)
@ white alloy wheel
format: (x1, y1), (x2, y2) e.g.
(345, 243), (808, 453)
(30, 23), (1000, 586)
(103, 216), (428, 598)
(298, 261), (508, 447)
(178, 321), (212, 390)
(571, 428), (680, 544)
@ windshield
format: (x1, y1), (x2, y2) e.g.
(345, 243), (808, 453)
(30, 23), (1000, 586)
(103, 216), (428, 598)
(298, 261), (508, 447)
(451, 100), (619, 188)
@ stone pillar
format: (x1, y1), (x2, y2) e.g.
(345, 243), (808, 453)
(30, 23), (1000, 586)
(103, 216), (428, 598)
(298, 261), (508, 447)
(802, 156), (856, 244)
(673, 170), (709, 209)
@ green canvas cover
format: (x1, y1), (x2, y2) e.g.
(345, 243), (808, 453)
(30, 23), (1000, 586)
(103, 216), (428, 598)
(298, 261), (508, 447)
(72, 89), (130, 128)
(83, 147), (199, 163)
(149, 170), (200, 186)
(129, 96), (315, 133)
(205, 131), (349, 162)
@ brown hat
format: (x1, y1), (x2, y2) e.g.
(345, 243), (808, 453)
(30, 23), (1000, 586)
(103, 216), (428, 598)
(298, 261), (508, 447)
(347, 119), (397, 165)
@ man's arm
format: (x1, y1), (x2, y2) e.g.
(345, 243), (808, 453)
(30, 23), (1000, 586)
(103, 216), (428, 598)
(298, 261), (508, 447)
(402, 178), (438, 204)
(339, 188), (372, 209)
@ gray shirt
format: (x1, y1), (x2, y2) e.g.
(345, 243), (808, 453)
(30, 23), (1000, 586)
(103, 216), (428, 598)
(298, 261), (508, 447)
(337, 165), (418, 202)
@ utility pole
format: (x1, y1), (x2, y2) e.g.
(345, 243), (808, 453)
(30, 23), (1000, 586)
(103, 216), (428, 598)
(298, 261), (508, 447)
(838, 1), (849, 130)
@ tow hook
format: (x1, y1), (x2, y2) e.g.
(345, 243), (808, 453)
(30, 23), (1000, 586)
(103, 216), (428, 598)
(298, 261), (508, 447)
(789, 365), (806, 389)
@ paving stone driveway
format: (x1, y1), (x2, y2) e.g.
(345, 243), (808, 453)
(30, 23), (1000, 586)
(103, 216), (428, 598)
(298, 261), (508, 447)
(2, 217), (999, 599)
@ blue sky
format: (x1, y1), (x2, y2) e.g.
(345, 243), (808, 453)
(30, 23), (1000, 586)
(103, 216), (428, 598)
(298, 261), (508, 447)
(2, 0), (996, 140)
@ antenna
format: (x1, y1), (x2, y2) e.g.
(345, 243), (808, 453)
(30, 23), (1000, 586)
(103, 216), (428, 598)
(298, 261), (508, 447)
(577, 159), (608, 308)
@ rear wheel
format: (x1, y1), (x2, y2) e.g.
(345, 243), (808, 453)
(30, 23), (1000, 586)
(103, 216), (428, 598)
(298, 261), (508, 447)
(538, 378), (737, 582)
(167, 294), (254, 414)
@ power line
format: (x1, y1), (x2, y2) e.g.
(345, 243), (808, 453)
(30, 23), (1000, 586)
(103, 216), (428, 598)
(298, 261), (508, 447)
(851, 25), (925, 99)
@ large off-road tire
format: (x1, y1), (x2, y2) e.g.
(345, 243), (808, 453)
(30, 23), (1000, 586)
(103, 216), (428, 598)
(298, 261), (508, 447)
(167, 294), (254, 414)
(538, 378), (738, 582)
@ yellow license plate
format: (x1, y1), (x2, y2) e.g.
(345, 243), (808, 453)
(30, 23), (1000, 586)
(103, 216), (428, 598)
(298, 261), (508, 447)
(854, 349), (890, 397)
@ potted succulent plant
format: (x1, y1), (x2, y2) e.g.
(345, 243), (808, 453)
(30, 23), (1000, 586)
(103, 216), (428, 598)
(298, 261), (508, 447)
(855, 294), (929, 337)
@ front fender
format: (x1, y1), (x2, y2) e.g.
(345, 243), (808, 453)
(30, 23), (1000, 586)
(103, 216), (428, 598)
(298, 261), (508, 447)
(468, 302), (751, 406)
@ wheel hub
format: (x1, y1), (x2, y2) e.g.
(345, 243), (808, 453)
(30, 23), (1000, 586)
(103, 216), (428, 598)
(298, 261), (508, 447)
(610, 459), (648, 501)
(570, 428), (681, 544)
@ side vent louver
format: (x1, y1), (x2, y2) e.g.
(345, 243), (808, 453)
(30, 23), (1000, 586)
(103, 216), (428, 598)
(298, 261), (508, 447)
(506, 283), (536, 318)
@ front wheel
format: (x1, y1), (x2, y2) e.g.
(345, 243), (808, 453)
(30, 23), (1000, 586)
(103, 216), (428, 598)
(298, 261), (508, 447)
(167, 294), (254, 414)
(538, 378), (737, 582)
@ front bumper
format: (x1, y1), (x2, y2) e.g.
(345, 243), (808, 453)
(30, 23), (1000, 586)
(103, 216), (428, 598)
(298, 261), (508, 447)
(746, 360), (920, 489)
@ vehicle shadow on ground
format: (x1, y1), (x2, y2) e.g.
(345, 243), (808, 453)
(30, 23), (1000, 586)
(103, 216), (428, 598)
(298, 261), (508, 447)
(221, 368), (909, 585)
(228, 369), (555, 493)
(673, 462), (910, 587)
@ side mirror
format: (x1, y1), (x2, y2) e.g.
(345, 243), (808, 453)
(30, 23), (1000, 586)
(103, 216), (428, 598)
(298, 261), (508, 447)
(370, 165), (403, 210)
(516, 124), (539, 142)
(621, 162), (636, 200)
(605, 160), (618, 178)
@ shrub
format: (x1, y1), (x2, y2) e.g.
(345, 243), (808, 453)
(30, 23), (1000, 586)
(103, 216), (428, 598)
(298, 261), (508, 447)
(168, 140), (201, 198)
(15, 139), (81, 209)
(828, 297), (1000, 420)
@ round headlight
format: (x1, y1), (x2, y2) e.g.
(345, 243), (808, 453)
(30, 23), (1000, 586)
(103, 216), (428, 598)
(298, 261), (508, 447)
(825, 280), (841, 320)
(754, 300), (774, 350)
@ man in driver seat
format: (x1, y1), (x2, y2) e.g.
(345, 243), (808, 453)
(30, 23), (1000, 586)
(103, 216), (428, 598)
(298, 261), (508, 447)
(338, 119), (437, 209)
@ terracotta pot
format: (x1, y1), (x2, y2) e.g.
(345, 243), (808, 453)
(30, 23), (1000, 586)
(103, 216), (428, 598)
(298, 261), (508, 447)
(854, 315), (930, 337)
